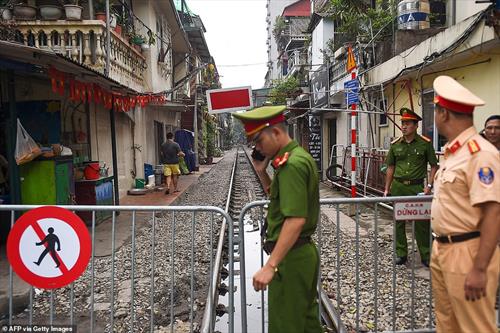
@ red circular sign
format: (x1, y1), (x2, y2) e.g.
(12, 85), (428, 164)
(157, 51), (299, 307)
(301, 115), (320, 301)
(7, 206), (91, 289)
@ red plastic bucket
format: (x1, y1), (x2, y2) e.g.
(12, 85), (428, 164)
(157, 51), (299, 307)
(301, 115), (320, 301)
(84, 162), (100, 180)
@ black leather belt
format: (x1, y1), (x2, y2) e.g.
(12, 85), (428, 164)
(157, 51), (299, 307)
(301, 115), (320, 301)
(394, 178), (424, 186)
(263, 237), (311, 255)
(433, 231), (480, 244)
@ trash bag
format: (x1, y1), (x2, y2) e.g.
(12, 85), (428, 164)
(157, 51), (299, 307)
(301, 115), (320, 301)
(15, 119), (41, 165)
(179, 156), (190, 175)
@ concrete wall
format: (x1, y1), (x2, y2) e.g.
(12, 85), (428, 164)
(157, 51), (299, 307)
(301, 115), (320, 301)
(377, 54), (500, 150)
(447, 1), (489, 26)
(133, 0), (174, 93)
(311, 17), (334, 73)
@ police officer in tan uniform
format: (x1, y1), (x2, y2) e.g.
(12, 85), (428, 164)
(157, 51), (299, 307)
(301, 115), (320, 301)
(431, 75), (500, 332)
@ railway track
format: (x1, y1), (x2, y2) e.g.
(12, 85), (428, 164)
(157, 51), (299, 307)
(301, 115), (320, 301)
(201, 147), (341, 333)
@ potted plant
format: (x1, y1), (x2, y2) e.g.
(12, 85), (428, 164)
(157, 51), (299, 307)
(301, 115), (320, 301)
(114, 12), (123, 35)
(0, 0), (13, 20)
(94, 0), (115, 22)
(13, 1), (37, 20)
(40, 0), (63, 20)
(130, 33), (144, 52)
(141, 30), (155, 51)
(60, 0), (82, 20)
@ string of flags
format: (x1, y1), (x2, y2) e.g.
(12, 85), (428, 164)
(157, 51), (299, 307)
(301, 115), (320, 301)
(48, 66), (167, 112)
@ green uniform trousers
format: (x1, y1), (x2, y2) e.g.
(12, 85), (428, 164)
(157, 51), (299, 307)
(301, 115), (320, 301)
(268, 242), (323, 333)
(391, 180), (430, 261)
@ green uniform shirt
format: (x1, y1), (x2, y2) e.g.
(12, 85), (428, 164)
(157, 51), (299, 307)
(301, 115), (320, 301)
(266, 140), (319, 242)
(386, 135), (438, 180)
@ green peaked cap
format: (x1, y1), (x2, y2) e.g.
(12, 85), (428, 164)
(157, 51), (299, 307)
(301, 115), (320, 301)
(232, 105), (286, 121)
(399, 107), (422, 121)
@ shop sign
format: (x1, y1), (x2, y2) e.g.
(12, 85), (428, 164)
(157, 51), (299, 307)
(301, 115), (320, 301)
(394, 201), (431, 221)
(7, 206), (91, 289)
(308, 115), (322, 172)
(310, 66), (328, 109)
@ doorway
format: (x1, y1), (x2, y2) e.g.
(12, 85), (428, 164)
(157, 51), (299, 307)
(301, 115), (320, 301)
(154, 121), (164, 164)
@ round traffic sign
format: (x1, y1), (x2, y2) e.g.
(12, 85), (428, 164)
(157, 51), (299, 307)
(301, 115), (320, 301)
(7, 206), (91, 289)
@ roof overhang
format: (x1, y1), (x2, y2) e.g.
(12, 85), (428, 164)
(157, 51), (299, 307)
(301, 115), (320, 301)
(0, 40), (138, 94)
(184, 26), (211, 62)
(161, 0), (191, 54)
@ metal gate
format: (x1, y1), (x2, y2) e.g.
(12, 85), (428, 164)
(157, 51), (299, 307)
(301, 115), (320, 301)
(1, 204), (235, 333)
(237, 195), (437, 333)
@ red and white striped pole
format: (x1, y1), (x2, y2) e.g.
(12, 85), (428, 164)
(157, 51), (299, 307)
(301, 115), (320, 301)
(351, 70), (357, 198)
(350, 70), (357, 198)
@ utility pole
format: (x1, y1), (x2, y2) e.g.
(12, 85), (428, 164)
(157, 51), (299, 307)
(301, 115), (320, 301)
(104, 0), (111, 77)
(88, 0), (94, 19)
(193, 85), (199, 170)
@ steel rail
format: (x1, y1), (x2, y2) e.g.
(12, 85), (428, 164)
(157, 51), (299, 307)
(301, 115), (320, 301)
(200, 148), (239, 333)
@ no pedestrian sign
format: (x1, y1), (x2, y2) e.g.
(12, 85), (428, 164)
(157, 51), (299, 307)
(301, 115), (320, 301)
(7, 206), (91, 289)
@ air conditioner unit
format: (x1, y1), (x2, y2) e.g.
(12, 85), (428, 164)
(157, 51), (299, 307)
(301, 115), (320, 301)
(334, 46), (346, 60)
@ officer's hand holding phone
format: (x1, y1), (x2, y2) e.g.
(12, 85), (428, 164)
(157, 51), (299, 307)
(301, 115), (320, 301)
(251, 147), (270, 172)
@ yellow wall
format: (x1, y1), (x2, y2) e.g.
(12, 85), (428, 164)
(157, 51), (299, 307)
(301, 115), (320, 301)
(378, 53), (500, 147)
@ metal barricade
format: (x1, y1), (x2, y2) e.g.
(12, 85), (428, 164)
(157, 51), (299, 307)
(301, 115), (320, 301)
(238, 195), (438, 333)
(0, 204), (235, 333)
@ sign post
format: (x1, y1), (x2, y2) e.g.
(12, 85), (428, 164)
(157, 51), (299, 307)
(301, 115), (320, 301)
(7, 206), (91, 289)
(346, 45), (358, 198)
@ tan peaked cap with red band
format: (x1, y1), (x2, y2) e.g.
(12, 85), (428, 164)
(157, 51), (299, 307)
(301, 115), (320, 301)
(433, 76), (485, 114)
(232, 105), (287, 137)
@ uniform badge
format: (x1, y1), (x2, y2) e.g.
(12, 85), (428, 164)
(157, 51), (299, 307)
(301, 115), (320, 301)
(478, 167), (494, 185)
(271, 152), (290, 169)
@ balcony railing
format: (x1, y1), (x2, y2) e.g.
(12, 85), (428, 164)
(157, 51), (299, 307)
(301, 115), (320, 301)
(287, 50), (307, 76)
(11, 20), (146, 92)
(329, 57), (348, 83)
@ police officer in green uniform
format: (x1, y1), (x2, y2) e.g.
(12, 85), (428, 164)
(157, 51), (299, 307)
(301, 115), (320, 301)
(233, 105), (323, 333)
(384, 108), (439, 267)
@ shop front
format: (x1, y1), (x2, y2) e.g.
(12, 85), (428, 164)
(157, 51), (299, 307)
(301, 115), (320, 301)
(0, 41), (166, 242)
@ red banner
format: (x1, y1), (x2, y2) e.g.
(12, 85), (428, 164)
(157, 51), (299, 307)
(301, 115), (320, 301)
(48, 66), (166, 112)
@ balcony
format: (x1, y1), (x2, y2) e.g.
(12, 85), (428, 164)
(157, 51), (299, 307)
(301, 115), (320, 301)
(277, 18), (309, 51)
(9, 20), (146, 92)
(287, 50), (307, 77)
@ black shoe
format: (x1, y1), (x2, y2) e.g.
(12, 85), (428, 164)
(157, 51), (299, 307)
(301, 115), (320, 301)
(421, 260), (429, 268)
(165, 189), (170, 195)
(395, 256), (407, 265)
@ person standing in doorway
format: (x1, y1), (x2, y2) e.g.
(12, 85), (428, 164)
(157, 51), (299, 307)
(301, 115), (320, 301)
(482, 115), (500, 151)
(384, 108), (439, 267)
(161, 132), (185, 195)
(431, 75), (500, 332)
(233, 105), (323, 333)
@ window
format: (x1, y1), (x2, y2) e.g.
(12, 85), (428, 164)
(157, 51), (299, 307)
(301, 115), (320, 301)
(379, 99), (388, 126)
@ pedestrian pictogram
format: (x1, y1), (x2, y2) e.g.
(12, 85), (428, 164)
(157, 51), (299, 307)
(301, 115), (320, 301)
(33, 227), (61, 268)
(7, 206), (91, 289)
(346, 45), (357, 73)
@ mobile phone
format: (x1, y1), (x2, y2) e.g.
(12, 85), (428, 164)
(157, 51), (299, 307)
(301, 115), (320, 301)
(251, 147), (266, 161)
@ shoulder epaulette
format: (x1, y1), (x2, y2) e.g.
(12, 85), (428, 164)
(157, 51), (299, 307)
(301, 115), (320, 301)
(420, 135), (431, 142)
(271, 151), (290, 169)
(391, 137), (402, 145)
(467, 140), (481, 154)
